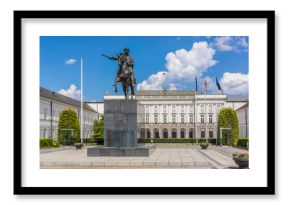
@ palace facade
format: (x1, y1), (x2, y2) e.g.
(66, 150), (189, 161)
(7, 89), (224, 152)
(40, 87), (100, 140)
(40, 87), (248, 140)
(105, 90), (248, 139)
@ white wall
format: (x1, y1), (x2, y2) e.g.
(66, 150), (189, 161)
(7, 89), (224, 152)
(40, 97), (99, 139)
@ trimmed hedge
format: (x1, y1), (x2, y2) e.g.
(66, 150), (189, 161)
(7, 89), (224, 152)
(237, 138), (249, 148)
(83, 137), (104, 145)
(138, 138), (217, 144)
(217, 108), (240, 147)
(40, 138), (60, 148)
(58, 108), (80, 145)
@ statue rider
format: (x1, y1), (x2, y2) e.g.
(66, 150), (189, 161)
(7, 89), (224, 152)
(108, 48), (135, 87)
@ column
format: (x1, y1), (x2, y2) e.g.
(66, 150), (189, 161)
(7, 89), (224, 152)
(177, 128), (181, 138)
(150, 129), (154, 139)
(185, 129), (189, 138)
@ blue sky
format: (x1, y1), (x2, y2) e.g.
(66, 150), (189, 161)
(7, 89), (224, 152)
(40, 36), (248, 101)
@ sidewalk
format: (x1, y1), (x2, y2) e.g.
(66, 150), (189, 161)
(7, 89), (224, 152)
(40, 146), (243, 169)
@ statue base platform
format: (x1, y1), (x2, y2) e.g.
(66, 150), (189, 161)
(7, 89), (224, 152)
(87, 144), (156, 157)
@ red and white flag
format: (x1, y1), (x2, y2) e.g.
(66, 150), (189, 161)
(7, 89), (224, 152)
(204, 79), (208, 92)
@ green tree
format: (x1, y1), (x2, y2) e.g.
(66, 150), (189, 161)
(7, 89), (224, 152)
(57, 108), (80, 145)
(217, 108), (239, 147)
(92, 115), (104, 139)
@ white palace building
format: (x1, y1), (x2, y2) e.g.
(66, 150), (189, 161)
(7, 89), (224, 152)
(40, 87), (102, 140)
(105, 90), (248, 139)
(40, 87), (248, 140)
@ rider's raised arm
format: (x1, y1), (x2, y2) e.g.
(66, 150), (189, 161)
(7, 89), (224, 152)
(110, 56), (118, 60)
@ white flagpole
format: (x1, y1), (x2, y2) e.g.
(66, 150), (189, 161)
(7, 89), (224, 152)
(205, 89), (207, 140)
(80, 58), (83, 144)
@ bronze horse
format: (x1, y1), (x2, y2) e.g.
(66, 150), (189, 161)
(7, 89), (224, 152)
(115, 54), (135, 100)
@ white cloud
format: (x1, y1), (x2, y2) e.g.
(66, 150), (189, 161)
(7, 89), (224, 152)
(137, 42), (217, 90)
(65, 58), (77, 65)
(58, 84), (81, 100)
(211, 36), (248, 52)
(220, 72), (248, 95)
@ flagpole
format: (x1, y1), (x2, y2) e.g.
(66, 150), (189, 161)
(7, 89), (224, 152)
(193, 88), (196, 142)
(215, 91), (218, 145)
(194, 76), (197, 143)
(80, 58), (83, 144)
(205, 89), (207, 140)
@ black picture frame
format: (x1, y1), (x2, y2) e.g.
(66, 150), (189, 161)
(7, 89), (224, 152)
(14, 10), (275, 195)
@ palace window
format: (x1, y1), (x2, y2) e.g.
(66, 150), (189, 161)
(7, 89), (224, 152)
(189, 114), (194, 123)
(154, 105), (158, 109)
(172, 114), (176, 123)
(145, 114), (149, 123)
(181, 114), (185, 123)
(209, 131), (214, 138)
(163, 105), (166, 108)
(209, 114), (213, 123)
(201, 114), (205, 123)
(154, 114), (158, 123)
(163, 114), (167, 123)
(201, 130), (205, 138)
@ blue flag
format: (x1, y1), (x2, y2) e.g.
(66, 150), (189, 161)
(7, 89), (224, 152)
(216, 77), (222, 90)
(195, 75), (198, 91)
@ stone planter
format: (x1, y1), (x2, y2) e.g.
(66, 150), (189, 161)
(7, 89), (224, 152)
(200, 143), (209, 149)
(234, 158), (249, 169)
(74, 143), (83, 149)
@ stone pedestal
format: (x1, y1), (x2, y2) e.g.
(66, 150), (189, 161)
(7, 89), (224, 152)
(87, 99), (155, 157)
(104, 99), (138, 147)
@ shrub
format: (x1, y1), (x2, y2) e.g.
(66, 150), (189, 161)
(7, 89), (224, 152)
(83, 136), (104, 145)
(217, 108), (240, 147)
(92, 115), (104, 138)
(57, 108), (80, 145)
(95, 137), (104, 145)
(40, 138), (60, 148)
(237, 138), (249, 148)
(52, 140), (60, 147)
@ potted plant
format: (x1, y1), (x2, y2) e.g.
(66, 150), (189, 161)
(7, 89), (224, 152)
(74, 143), (83, 149)
(232, 152), (249, 169)
(200, 142), (209, 149)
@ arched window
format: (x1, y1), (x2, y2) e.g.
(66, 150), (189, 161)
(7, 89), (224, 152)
(180, 128), (186, 138)
(172, 128), (177, 138)
(146, 129), (151, 138)
(154, 128), (159, 138)
(162, 128), (168, 138)
(209, 130), (214, 138)
(189, 128), (194, 138)
(201, 130), (205, 138)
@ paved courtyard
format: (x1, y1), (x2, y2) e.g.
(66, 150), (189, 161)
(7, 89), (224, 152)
(40, 145), (248, 169)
